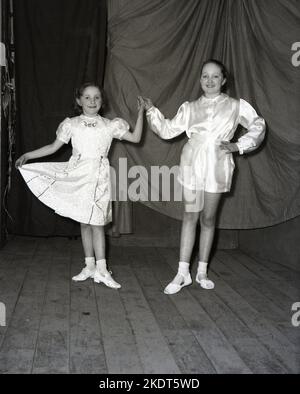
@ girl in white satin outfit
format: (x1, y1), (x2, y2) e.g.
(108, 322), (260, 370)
(142, 59), (265, 294)
(16, 83), (145, 289)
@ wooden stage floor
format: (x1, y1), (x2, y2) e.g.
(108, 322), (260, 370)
(0, 236), (299, 374)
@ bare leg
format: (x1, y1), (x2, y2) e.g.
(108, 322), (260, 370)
(81, 223), (94, 257)
(72, 223), (95, 281)
(91, 225), (105, 261)
(164, 189), (201, 293)
(180, 187), (202, 261)
(92, 225), (121, 289)
(196, 192), (222, 289)
(199, 192), (222, 262)
(179, 211), (199, 262)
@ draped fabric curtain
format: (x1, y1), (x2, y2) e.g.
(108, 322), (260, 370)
(105, 0), (300, 229)
(8, 0), (300, 236)
(9, 0), (107, 235)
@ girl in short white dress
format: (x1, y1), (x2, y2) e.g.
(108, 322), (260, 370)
(16, 83), (145, 289)
(142, 59), (265, 294)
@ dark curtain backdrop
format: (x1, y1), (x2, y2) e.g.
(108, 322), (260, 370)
(105, 0), (300, 230)
(9, 0), (107, 235)
(9, 0), (300, 236)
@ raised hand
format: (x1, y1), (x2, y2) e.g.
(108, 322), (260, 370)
(139, 97), (154, 111)
(137, 96), (146, 111)
(219, 141), (239, 154)
(15, 154), (28, 169)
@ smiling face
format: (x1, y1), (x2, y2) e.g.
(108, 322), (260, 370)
(200, 62), (226, 98)
(76, 86), (102, 117)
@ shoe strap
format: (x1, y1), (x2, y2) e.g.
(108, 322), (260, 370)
(196, 270), (207, 279)
(178, 268), (189, 277)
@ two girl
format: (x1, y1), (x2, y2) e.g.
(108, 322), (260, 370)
(16, 59), (265, 293)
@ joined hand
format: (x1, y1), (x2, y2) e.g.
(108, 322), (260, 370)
(139, 97), (154, 111)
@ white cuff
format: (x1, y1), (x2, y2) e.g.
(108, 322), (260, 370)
(146, 106), (155, 114)
(236, 143), (244, 155)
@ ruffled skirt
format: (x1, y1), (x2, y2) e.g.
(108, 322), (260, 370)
(18, 156), (112, 225)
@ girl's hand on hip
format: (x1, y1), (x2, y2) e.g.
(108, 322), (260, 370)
(15, 154), (28, 169)
(219, 141), (239, 154)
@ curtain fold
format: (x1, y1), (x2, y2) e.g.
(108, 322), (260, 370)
(9, 0), (107, 236)
(8, 0), (300, 235)
(105, 0), (300, 229)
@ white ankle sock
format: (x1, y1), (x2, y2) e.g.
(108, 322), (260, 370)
(85, 257), (95, 269)
(197, 261), (214, 289)
(96, 259), (108, 274)
(198, 261), (208, 275)
(170, 261), (189, 285)
(178, 261), (190, 274)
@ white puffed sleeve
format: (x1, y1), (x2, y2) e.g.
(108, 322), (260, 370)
(56, 117), (72, 144)
(236, 99), (266, 154)
(146, 102), (189, 140)
(111, 118), (130, 140)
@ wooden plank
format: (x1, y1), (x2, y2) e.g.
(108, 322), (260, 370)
(159, 247), (299, 373)
(35, 237), (78, 258)
(215, 251), (289, 324)
(1, 236), (37, 255)
(0, 251), (15, 266)
(0, 349), (36, 374)
(0, 254), (50, 373)
(0, 254), (29, 347)
(94, 265), (144, 374)
(208, 261), (299, 373)
(254, 256), (300, 287)
(230, 250), (298, 302)
(159, 248), (289, 373)
(189, 286), (287, 373)
(114, 263), (180, 374)
(215, 251), (299, 346)
(129, 253), (216, 374)
(150, 247), (251, 374)
(32, 256), (70, 374)
(70, 238), (83, 258)
(1, 236), (298, 374)
(229, 250), (300, 346)
(69, 256), (107, 374)
(109, 246), (183, 374)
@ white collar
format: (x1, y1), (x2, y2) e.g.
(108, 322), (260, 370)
(201, 93), (227, 103)
(80, 114), (100, 120)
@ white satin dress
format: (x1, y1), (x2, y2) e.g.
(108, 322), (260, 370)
(18, 115), (129, 225)
(146, 93), (265, 209)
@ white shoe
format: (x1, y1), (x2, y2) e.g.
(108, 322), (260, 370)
(94, 270), (121, 289)
(196, 271), (215, 289)
(72, 266), (96, 282)
(164, 272), (192, 294)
